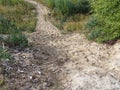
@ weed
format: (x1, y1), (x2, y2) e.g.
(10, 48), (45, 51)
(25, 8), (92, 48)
(6, 33), (28, 48)
(0, 46), (10, 60)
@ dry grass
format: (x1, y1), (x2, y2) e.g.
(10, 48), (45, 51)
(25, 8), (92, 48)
(47, 14), (88, 34)
(0, 0), (37, 32)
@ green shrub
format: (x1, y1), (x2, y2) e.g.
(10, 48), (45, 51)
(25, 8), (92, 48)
(86, 0), (120, 43)
(55, 0), (72, 16)
(6, 33), (28, 48)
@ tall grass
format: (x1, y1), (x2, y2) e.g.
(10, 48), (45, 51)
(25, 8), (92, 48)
(45, 0), (90, 16)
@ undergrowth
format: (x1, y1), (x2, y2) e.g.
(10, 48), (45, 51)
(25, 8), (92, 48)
(86, 0), (120, 43)
(36, 0), (90, 33)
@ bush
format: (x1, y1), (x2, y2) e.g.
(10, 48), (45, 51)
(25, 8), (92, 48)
(0, 0), (23, 6)
(86, 0), (120, 43)
(6, 33), (28, 48)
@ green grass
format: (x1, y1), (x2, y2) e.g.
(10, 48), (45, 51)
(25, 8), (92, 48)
(0, 0), (37, 33)
(6, 32), (28, 48)
(0, 46), (10, 60)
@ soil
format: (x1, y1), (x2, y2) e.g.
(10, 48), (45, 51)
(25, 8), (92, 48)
(2, 0), (120, 90)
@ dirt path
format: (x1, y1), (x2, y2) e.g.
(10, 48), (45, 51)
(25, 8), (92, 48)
(3, 0), (120, 90)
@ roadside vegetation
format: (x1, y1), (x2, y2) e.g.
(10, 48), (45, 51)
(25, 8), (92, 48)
(36, 0), (90, 33)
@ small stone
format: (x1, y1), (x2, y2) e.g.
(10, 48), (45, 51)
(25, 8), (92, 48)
(29, 76), (32, 80)
(22, 55), (26, 59)
(37, 71), (41, 75)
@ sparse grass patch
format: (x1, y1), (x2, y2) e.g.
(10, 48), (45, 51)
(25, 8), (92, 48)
(0, 0), (37, 32)
(62, 14), (88, 33)
(0, 46), (10, 60)
(63, 21), (85, 33)
(5, 33), (28, 48)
